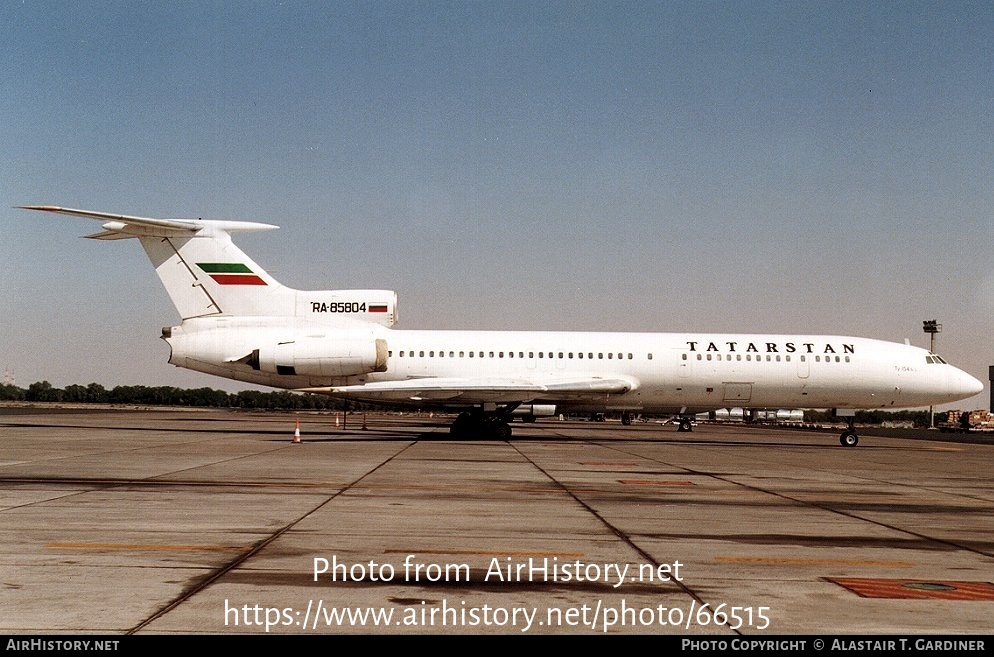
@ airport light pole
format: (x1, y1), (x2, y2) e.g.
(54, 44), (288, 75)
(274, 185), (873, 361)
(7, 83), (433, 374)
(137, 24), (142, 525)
(923, 320), (941, 428)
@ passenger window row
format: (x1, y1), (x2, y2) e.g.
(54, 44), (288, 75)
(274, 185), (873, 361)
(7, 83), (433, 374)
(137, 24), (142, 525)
(390, 350), (636, 360)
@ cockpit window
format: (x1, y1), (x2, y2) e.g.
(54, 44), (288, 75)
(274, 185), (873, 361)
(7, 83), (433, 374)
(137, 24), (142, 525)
(926, 353), (948, 365)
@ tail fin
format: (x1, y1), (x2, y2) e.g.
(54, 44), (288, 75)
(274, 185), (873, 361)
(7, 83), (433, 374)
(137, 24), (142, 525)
(19, 206), (398, 325)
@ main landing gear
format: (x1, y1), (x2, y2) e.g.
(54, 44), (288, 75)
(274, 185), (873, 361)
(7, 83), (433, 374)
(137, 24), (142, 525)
(450, 410), (513, 439)
(677, 416), (694, 432)
(839, 417), (859, 447)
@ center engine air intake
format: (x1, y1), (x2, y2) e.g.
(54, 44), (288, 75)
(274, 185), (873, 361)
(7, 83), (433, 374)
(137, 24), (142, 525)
(248, 338), (388, 377)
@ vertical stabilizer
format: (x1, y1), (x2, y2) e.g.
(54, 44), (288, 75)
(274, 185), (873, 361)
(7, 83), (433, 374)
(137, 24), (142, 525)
(20, 206), (398, 326)
(138, 224), (295, 319)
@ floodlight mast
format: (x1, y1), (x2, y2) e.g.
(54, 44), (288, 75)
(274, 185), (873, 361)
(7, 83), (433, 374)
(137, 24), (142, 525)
(923, 320), (942, 428)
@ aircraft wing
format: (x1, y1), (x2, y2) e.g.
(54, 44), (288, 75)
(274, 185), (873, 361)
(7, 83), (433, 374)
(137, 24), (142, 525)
(299, 374), (639, 404)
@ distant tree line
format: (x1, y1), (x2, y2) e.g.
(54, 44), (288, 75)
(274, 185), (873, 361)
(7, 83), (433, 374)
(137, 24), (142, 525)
(0, 381), (363, 411)
(0, 380), (937, 424)
(800, 409), (932, 427)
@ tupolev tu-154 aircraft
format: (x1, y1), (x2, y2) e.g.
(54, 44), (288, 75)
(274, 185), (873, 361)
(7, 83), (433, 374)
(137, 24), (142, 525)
(20, 205), (984, 446)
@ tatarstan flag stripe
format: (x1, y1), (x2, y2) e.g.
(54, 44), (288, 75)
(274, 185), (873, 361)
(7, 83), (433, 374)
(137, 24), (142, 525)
(369, 305), (388, 312)
(196, 263), (267, 285)
(208, 274), (268, 286)
(197, 262), (254, 274)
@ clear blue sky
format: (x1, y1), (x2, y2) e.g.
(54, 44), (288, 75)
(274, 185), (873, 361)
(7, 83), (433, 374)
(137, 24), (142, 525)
(2, 1), (991, 409)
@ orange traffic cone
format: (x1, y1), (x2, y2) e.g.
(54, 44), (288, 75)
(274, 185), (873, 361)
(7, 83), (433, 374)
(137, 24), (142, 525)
(292, 418), (302, 444)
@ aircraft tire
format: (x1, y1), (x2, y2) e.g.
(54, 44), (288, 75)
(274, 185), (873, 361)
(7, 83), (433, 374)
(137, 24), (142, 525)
(450, 412), (473, 436)
(840, 431), (859, 447)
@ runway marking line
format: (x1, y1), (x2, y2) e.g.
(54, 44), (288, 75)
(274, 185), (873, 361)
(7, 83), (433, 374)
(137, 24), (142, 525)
(829, 577), (994, 600)
(717, 556), (914, 567)
(46, 542), (246, 552)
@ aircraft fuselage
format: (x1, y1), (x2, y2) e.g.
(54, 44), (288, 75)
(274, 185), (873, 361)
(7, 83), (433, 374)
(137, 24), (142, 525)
(164, 318), (980, 413)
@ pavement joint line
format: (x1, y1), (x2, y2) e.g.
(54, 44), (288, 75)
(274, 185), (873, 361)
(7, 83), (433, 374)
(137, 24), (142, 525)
(46, 542), (247, 552)
(716, 556), (914, 567)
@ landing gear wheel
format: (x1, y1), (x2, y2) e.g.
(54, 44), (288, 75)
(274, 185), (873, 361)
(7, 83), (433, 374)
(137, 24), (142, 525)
(448, 410), (513, 439)
(678, 417), (693, 432)
(482, 417), (512, 439)
(450, 412), (473, 436)
(621, 412), (632, 426)
(840, 431), (859, 447)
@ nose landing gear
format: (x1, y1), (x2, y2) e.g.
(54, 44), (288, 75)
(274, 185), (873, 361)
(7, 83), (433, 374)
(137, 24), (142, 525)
(839, 416), (859, 447)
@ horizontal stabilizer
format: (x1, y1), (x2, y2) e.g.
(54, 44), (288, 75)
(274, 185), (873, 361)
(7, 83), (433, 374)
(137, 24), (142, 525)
(82, 230), (136, 240)
(18, 205), (279, 237)
(19, 206), (202, 233)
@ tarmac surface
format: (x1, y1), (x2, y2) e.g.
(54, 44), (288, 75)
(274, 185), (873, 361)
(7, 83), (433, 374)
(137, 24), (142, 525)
(1, 407), (992, 635)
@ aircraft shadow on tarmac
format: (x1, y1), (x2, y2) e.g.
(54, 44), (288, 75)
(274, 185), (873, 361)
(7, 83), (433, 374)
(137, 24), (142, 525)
(2, 418), (969, 450)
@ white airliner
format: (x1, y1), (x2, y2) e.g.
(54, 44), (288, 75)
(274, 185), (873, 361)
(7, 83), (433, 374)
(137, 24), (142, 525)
(21, 205), (984, 446)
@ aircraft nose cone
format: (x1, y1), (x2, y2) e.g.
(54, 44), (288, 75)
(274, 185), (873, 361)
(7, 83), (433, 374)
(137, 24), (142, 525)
(953, 369), (985, 399)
